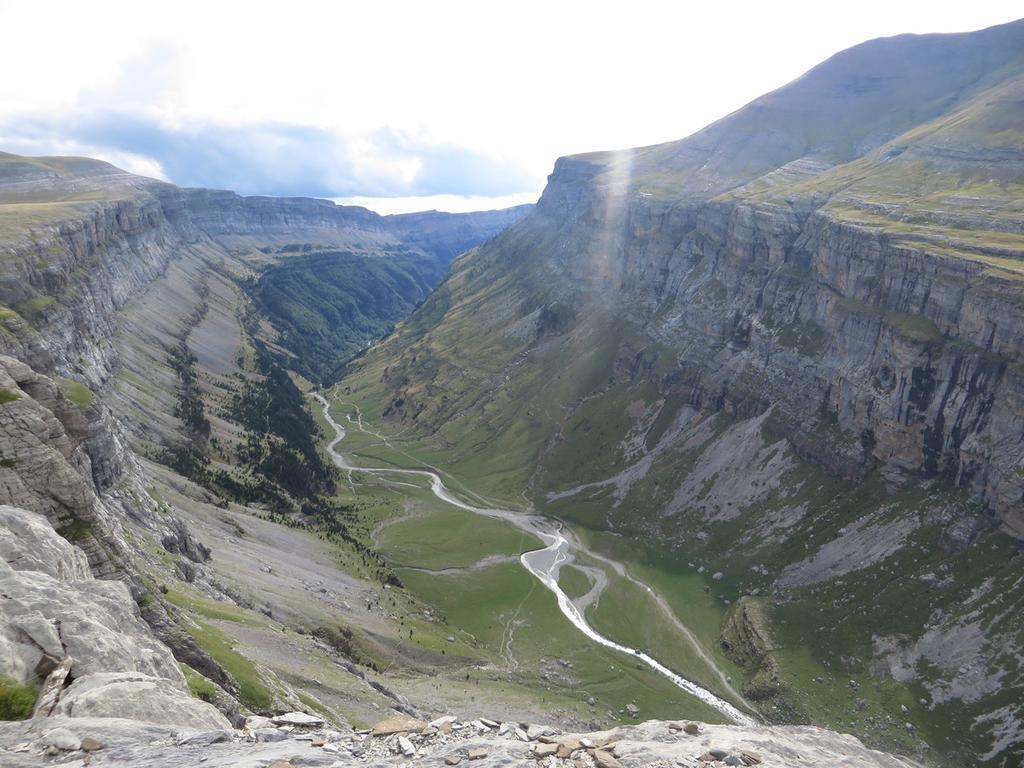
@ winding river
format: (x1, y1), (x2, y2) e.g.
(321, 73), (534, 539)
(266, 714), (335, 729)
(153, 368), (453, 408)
(314, 393), (755, 726)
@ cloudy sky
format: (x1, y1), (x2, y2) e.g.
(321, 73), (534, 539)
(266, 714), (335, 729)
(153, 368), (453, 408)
(0, 0), (1020, 212)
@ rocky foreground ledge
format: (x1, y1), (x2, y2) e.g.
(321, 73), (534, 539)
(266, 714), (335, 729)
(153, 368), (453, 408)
(0, 711), (921, 768)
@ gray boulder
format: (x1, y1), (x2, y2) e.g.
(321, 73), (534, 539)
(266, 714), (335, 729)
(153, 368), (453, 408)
(52, 672), (230, 730)
(0, 504), (91, 581)
(0, 505), (228, 729)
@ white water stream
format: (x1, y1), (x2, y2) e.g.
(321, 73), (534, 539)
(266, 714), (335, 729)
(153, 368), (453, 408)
(314, 393), (755, 725)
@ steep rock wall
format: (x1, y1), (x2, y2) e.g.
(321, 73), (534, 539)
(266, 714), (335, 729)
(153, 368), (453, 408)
(514, 161), (1024, 533)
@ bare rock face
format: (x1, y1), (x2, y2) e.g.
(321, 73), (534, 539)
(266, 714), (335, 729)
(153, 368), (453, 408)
(0, 356), (95, 530)
(51, 672), (230, 730)
(0, 504), (91, 581)
(161, 517), (212, 564)
(0, 505), (229, 730)
(522, 166), (1024, 533)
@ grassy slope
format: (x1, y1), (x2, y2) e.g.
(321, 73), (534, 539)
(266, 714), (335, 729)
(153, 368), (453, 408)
(737, 73), (1024, 277)
(247, 248), (450, 384)
(324, 389), (743, 722)
(0, 153), (150, 240)
(557, 565), (593, 600)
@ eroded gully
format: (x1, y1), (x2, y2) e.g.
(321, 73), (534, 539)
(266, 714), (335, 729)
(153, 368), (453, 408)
(314, 393), (756, 726)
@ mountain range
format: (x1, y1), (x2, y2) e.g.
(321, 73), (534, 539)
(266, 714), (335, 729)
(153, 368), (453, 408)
(0, 17), (1022, 768)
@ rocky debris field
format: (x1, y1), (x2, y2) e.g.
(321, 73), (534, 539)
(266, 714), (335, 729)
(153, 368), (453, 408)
(0, 712), (922, 767)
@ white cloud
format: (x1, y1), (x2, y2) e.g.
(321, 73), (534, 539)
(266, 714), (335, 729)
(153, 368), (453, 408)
(0, 0), (1020, 198)
(333, 192), (539, 215)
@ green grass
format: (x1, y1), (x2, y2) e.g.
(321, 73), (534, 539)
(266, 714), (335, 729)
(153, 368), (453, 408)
(557, 565), (593, 600)
(578, 549), (745, 708)
(181, 663), (218, 703)
(249, 249), (447, 384)
(884, 312), (943, 344)
(58, 518), (93, 543)
(165, 589), (264, 626)
(59, 378), (93, 409)
(397, 561), (728, 723)
(575, 529), (746, 680)
(377, 503), (539, 570)
(0, 677), (37, 720)
(296, 690), (334, 721)
(0, 388), (19, 404)
(14, 295), (55, 317)
(179, 619), (275, 711)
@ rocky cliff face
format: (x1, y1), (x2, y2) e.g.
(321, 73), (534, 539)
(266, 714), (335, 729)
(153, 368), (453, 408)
(364, 17), (1024, 533)
(0, 154), (529, 385)
(0, 151), (531, 577)
(4, 151), (930, 768)
(527, 176), (1024, 532)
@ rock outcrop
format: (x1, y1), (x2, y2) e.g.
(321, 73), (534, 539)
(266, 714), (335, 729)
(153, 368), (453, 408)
(0, 505), (229, 730)
(0, 356), (94, 529)
(0, 715), (921, 767)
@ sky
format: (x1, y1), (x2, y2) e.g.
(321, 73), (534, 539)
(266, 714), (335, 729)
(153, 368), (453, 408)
(0, 0), (1021, 213)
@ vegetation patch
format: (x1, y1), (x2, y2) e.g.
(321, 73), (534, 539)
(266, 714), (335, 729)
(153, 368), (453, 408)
(165, 589), (262, 626)
(245, 249), (447, 384)
(0, 388), (20, 404)
(377, 503), (539, 570)
(398, 562), (727, 722)
(884, 312), (943, 344)
(557, 565), (594, 600)
(164, 290), (213, 480)
(14, 295), (55, 318)
(180, 663), (218, 703)
(0, 677), (37, 720)
(180, 619), (274, 711)
(310, 624), (380, 670)
(228, 350), (336, 502)
(776, 319), (827, 356)
(296, 690), (334, 720)
(60, 378), (93, 409)
(57, 518), (93, 543)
